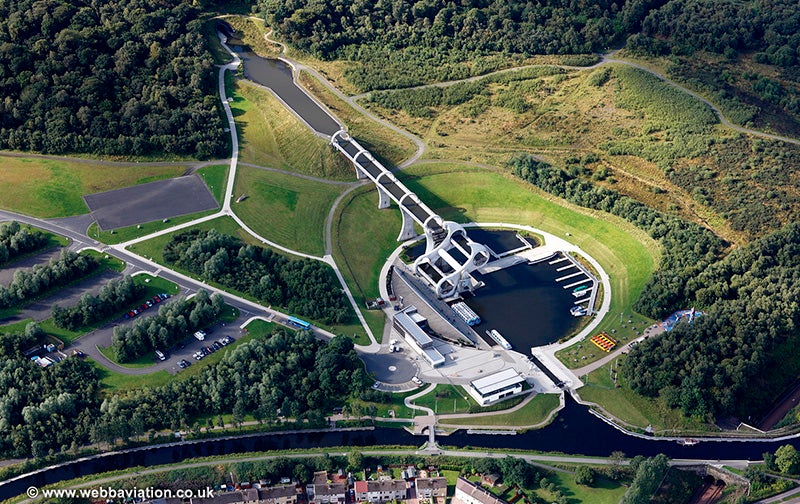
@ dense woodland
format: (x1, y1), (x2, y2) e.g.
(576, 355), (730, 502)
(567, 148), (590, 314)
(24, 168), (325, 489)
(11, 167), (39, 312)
(260, 0), (652, 90)
(0, 0), (226, 157)
(164, 229), (352, 325)
(0, 324), (363, 458)
(624, 223), (800, 418)
(627, 0), (800, 68)
(0, 222), (49, 266)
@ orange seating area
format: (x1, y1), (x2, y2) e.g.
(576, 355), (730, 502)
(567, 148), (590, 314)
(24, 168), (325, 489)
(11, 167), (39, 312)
(590, 332), (616, 352)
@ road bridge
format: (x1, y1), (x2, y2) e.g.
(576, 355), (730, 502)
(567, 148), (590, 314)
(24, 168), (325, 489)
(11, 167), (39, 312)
(331, 130), (490, 298)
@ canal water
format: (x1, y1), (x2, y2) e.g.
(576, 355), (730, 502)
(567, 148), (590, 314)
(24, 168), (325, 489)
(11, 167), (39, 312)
(465, 259), (583, 350)
(233, 47), (341, 136)
(0, 396), (791, 500)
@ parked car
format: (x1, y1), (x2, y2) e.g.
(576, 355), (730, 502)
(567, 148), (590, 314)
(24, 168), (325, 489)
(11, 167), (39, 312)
(155, 350), (166, 361)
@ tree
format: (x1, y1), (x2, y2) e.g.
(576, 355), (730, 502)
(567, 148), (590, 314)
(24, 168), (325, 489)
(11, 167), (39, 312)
(609, 451), (627, 480)
(293, 463), (311, 484)
(348, 451), (364, 472)
(775, 445), (800, 474)
(574, 465), (594, 486)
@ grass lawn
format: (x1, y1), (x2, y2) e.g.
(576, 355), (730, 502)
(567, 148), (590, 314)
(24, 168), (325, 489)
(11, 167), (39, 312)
(98, 345), (157, 369)
(577, 360), (712, 433)
(87, 209), (218, 245)
(197, 164), (229, 204)
(231, 80), (352, 180)
(232, 165), (345, 256)
(350, 389), (420, 419)
(412, 384), (476, 415)
(0, 156), (187, 218)
(439, 394), (560, 427)
(332, 185), (401, 338)
(535, 468), (627, 504)
(399, 162), (659, 328)
(298, 71), (417, 167)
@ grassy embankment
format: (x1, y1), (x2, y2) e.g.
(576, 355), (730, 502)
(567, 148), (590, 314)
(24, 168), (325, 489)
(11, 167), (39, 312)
(0, 156), (186, 218)
(331, 184), (400, 340)
(231, 79), (352, 180)
(127, 216), (367, 342)
(298, 70), (417, 167)
(578, 357), (713, 433)
(219, 15), (282, 58)
(438, 394), (561, 427)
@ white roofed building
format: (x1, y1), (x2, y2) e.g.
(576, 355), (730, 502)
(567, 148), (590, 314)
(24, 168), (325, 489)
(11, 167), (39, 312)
(465, 368), (525, 406)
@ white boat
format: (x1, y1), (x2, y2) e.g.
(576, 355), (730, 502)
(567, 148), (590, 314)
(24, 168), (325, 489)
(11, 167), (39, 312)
(570, 306), (588, 317)
(486, 329), (512, 350)
(677, 438), (700, 446)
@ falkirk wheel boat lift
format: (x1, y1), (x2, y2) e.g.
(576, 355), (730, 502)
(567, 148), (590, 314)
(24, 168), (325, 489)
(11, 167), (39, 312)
(332, 128), (605, 412)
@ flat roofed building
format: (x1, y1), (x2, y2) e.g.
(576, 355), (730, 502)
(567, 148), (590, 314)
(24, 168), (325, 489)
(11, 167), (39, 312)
(453, 478), (509, 504)
(393, 309), (445, 367)
(466, 368), (525, 406)
(415, 477), (447, 499)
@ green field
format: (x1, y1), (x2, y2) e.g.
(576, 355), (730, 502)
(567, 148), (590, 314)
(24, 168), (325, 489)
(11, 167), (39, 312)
(535, 467), (628, 504)
(87, 209), (219, 245)
(231, 80), (352, 180)
(439, 394), (560, 427)
(298, 71), (417, 167)
(232, 165), (345, 256)
(331, 185), (400, 339)
(412, 384), (476, 414)
(0, 156), (187, 217)
(197, 164), (229, 204)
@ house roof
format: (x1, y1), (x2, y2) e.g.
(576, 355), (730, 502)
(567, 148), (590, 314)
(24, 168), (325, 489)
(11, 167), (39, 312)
(354, 481), (368, 493)
(415, 478), (447, 491)
(260, 485), (298, 499)
(454, 477), (509, 504)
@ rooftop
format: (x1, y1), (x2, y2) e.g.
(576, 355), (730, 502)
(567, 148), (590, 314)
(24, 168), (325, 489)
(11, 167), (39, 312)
(470, 368), (524, 396)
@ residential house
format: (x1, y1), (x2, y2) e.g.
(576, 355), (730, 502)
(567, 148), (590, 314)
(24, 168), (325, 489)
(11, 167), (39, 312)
(354, 479), (408, 503)
(452, 478), (508, 504)
(414, 477), (447, 500)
